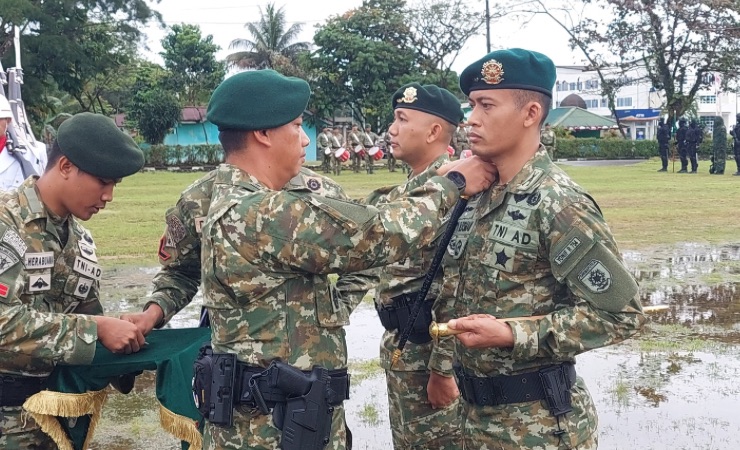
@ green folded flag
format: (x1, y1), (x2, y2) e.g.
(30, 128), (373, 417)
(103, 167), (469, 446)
(23, 327), (210, 450)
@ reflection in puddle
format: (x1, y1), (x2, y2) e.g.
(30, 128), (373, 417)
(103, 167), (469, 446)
(91, 243), (740, 449)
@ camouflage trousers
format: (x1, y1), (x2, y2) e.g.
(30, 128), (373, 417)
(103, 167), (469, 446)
(385, 369), (462, 449)
(0, 407), (58, 449)
(460, 378), (598, 450)
(203, 404), (349, 450)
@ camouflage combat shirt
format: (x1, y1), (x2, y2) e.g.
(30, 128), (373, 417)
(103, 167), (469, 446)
(432, 148), (646, 448)
(149, 168), (375, 326)
(201, 163), (459, 370)
(0, 178), (100, 378)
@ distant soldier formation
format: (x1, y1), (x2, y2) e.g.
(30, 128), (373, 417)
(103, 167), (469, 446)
(316, 121), (472, 175)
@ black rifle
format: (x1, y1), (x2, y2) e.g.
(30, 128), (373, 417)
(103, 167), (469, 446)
(391, 195), (470, 367)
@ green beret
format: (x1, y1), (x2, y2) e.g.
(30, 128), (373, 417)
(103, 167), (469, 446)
(460, 48), (556, 97)
(56, 112), (144, 179)
(391, 83), (463, 125)
(207, 69), (311, 131)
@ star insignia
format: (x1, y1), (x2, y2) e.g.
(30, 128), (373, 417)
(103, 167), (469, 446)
(495, 249), (511, 267)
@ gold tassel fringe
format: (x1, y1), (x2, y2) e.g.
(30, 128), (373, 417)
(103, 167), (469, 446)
(159, 404), (203, 450)
(22, 388), (109, 450)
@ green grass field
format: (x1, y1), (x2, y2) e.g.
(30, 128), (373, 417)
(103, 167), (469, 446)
(88, 158), (739, 265)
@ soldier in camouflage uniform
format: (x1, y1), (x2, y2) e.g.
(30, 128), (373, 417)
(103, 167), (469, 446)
(363, 125), (377, 174)
(372, 82), (464, 449)
(197, 70), (496, 450)
(348, 124), (363, 173)
(317, 126), (332, 173)
(540, 122), (556, 159)
(121, 167), (377, 336)
(0, 113), (147, 449)
(331, 127), (344, 176)
(436, 49), (646, 450)
(452, 121), (470, 158)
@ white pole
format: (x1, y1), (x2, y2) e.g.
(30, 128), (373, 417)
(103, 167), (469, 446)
(14, 26), (21, 69)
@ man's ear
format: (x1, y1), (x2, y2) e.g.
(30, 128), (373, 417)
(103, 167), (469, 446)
(523, 101), (543, 129)
(57, 156), (76, 179)
(252, 129), (271, 147)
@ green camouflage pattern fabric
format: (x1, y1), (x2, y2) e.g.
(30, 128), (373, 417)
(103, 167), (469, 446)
(149, 167), (375, 326)
(0, 178), (102, 448)
(201, 163), (459, 449)
(436, 148), (645, 449)
(372, 154), (462, 449)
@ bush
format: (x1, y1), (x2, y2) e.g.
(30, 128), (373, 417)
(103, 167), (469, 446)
(555, 138), (656, 159)
(142, 144), (224, 167)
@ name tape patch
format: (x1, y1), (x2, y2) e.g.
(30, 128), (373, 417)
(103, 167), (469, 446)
(555, 237), (582, 265)
(25, 252), (55, 270)
(73, 257), (102, 281)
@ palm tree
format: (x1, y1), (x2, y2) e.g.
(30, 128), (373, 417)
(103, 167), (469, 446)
(226, 3), (310, 72)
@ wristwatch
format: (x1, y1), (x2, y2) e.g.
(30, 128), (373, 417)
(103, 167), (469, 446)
(446, 170), (466, 193)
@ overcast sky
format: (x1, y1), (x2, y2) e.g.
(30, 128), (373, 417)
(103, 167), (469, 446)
(142, 0), (584, 73)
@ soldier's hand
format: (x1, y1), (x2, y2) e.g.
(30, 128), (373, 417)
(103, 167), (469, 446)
(120, 304), (164, 336)
(427, 371), (459, 409)
(94, 316), (147, 354)
(438, 156), (498, 197)
(448, 314), (514, 349)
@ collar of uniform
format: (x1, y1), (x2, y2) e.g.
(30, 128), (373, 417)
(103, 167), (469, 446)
(505, 146), (551, 195)
(213, 163), (265, 192)
(406, 152), (450, 181)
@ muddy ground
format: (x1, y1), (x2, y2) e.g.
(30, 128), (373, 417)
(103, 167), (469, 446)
(86, 243), (740, 450)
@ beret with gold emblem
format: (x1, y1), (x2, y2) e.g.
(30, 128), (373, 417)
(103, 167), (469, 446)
(56, 112), (144, 179)
(459, 48), (556, 97)
(391, 82), (463, 126)
(207, 69), (311, 131)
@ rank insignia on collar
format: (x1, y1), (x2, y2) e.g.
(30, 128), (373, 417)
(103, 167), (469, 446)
(481, 59), (505, 85)
(397, 87), (418, 104)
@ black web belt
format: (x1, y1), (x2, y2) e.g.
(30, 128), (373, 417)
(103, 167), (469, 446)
(234, 364), (350, 409)
(0, 374), (47, 407)
(375, 291), (434, 344)
(455, 362), (576, 408)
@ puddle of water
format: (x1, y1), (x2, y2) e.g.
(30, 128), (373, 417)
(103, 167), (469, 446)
(89, 243), (740, 449)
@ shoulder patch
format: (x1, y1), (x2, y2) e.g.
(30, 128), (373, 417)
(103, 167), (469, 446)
(165, 214), (187, 244)
(158, 235), (172, 261)
(577, 259), (612, 293)
(2, 229), (27, 257)
(0, 247), (20, 276)
(306, 178), (321, 192)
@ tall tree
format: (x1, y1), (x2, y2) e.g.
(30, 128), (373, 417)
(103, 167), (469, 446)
(406, 0), (490, 88)
(161, 24), (225, 106)
(308, 0), (418, 127)
(128, 89), (181, 145)
(0, 0), (161, 121)
(509, 0), (740, 130)
(226, 2), (310, 75)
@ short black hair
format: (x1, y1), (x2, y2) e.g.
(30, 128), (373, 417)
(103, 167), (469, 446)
(45, 140), (64, 172)
(219, 130), (249, 156)
(513, 90), (552, 127)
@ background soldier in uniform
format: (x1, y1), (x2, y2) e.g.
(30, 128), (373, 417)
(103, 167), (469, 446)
(540, 122), (556, 159)
(0, 113), (147, 448)
(676, 118), (689, 172)
(372, 82), (464, 450)
(686, 119), (702, 173)
(452, 121), (470, 158)
(317, 125), (332, 173)
(656, 118), (671, 172)
(197, 69), (496, 450)
(437, 48), (646, 450)
(362, 125), (377, 174)
(348, 123), (362, 173)
(731, 113), (740, 176)
(331, 127), (344, 175)
(383, 128), (397, 172)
